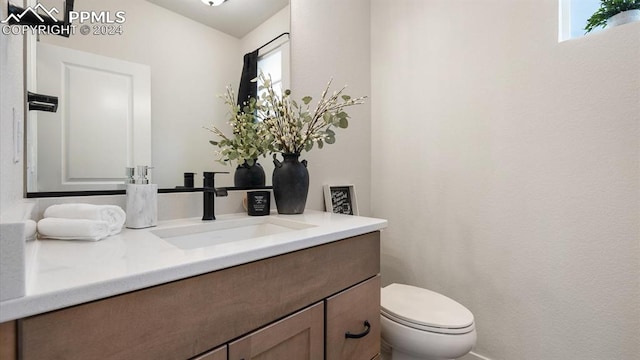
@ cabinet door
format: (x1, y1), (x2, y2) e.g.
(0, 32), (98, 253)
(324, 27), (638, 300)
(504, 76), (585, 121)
(0, 321), (17, 360)
(229, 302), (324, 360)
(326, 275), (381, 360)
(193, 345), (226, 360)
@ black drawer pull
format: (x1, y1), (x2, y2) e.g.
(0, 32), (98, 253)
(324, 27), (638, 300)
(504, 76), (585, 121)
(345, 320), (371, 339)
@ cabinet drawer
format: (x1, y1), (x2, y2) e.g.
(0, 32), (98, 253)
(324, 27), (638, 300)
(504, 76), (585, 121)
(326, 275), (381, 360)
(229, 302), (324, 360)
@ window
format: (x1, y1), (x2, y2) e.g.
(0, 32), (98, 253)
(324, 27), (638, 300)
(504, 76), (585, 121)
(257, 36), (290, 100)
(559, 0), (602, 41)
(258, 48), (283, 97)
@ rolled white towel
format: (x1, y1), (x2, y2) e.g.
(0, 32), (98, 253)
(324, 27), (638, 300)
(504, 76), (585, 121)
(24, 219), (37, 241)
(37, 218), (110, 241)
(43, 204), (125, 235)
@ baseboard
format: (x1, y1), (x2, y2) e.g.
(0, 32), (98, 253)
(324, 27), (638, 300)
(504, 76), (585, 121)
(460, 351), (493, 360)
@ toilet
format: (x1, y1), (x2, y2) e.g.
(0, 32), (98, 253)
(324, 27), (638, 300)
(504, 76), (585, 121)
(380, 284), (477, 360)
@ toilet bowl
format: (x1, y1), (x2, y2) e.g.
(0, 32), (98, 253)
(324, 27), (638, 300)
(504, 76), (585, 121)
(380, 284), (476, 360)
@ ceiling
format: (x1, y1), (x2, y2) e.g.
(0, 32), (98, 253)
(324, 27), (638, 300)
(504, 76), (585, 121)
(146, 0), (289, 38)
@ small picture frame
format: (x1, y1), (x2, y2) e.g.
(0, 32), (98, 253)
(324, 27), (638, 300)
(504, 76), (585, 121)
(323, 184), (359, 216)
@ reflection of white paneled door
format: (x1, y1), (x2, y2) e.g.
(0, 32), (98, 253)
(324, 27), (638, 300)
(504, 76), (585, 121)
(36, 42), (150, 192)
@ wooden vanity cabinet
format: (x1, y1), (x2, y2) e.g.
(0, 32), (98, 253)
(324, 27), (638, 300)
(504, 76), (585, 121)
(17, 231), (381, 360)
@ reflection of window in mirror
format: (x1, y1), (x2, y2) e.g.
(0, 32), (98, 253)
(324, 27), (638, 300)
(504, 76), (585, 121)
(259, 49), (283, 96)
(257, 36), (290, 100)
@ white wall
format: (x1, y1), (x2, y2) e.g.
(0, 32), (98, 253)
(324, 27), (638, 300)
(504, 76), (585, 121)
(0, 0), (26, 218)
(39, 0), (241, 188)
(371, 1), (640, 359)
(241, 5), (290, 55)
(290, 0), (372, 215)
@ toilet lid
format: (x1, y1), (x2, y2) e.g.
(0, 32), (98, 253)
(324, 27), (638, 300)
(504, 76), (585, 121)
(381, 283), (474, 330)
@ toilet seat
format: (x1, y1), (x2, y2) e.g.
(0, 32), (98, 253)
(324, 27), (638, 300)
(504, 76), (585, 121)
(381, 283), (475, 335)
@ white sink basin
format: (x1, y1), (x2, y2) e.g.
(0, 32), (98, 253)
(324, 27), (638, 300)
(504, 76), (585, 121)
(151, 217), (316, 250)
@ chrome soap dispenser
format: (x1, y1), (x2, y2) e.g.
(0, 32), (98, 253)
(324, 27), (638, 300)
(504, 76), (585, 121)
(126, 165), (158, 229)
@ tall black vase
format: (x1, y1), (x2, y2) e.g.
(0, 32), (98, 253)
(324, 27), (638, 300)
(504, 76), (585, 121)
(272, 153), (309, 214)
(234, 160), (266, 188)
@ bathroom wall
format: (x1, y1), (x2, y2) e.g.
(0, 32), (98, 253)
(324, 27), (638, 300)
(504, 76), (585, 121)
(241, 5), (290, 54)
(290, 0), (372, 215)
(370, 1), (640, 359)
(0, 0), (27, 219)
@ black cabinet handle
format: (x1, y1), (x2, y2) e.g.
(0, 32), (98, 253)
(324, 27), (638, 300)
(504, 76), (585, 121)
(345, 320), (371, 339)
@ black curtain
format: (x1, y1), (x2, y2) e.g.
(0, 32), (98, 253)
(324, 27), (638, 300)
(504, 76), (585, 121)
(237, 50), (259, 107)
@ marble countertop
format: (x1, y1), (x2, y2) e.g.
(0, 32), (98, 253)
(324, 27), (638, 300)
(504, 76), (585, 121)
(0, 210), (386, 322)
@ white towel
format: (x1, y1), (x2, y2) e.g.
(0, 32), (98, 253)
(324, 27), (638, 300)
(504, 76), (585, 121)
(24, 219), (37, 241)
(43, 204), (126, 235)
(37, 218), (110, 241)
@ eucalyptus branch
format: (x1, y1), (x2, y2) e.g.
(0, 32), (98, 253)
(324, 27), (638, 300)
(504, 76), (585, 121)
(257, 72), (366, 154)
(206, 85), (270, 166)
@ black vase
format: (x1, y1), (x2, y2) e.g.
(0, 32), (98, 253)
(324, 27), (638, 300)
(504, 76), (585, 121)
(234, 160), (266, 188)
(272, 153), (309, 214)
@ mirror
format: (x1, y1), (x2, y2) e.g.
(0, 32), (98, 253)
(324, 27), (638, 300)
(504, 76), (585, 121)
(25, 0), (290, 195)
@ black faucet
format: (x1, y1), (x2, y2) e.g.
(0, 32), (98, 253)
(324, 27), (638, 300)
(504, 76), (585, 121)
(202, 172), (229, 220)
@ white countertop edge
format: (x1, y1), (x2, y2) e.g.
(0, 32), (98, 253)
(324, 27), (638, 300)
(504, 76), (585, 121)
(0, 214), (386, 322)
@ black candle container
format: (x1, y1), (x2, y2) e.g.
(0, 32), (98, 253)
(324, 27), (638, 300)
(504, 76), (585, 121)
(247, 191), (270, 216)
